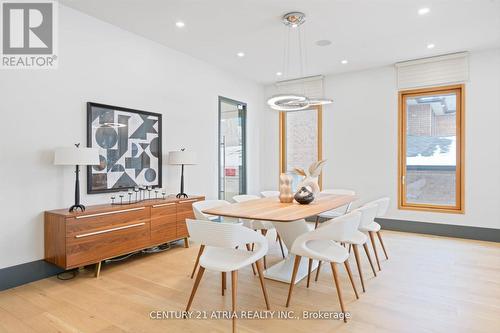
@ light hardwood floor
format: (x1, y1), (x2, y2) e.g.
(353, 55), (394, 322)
(0, 231), (499, 333)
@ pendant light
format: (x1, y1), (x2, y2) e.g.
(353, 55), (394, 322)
(267, 12), (333, 111)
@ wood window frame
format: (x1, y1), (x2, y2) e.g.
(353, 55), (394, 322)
(279, 105), (323, 188)
(398, 84), (465, 214)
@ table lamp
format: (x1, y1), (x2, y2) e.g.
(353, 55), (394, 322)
(168, 149), (197, 198)
(54, 143), (100, 212)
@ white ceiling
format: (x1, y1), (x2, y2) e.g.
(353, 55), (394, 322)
(60, 0), (500, 84)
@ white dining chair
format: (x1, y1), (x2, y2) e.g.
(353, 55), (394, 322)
(192, 199), (230, 221)
(314, 189), (356, 229)
(314, 204), (379, 288)
(185, 219), (270, 333)
(340, 204), (379, 292)
(359, 197), (390, 271)
(190, 200), (248, 278)
(260, 190), (280, 198)
(233, 194), (286, 266)
(286, 211), (361, 322)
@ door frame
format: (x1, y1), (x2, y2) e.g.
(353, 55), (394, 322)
(218, 96), (247, 200)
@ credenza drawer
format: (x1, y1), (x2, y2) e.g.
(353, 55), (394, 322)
(176, 200), (199, 237)
(66, 220), (150, 267)
(151, 203), (177, 243)
(66, 207), (149, 238)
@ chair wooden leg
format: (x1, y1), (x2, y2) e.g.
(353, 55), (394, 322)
(344, 259), (359, 299)
(277, 234), (286, 259)
(186, 266), (205, 312)
(190, 245), (205, 279)
(255, 259), (271, 310)
(306, 258), (313, 288)
(222, 272), (226, 296)
(377, 231), (389, 260)
(348, 244), (352, 253)
(363, 243), (377, 277)
(330, 262), (347, 323)
(286, 255), (301, 307)
(315, 261), (322, 281)
(314, 216), (320, 229)
(369, 231), (381, 271)
(245, 243), (257, 275)
(260, 230), (268, 269)
(231, 270), (238, 333)
(352, 245), (365, 292)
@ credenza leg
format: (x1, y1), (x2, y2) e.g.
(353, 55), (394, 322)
(184, 238), (190, 248)
(95, 261), (101, 278)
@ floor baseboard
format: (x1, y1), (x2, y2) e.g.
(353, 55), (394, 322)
(0, 260), (64, 291)
(376, 218), (500, 242)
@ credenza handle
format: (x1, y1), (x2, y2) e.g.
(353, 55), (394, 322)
(152, 203), (176, 208)
(75, 222), (146, 238)
(75, 207), (145, 219)
(179, 199), (197, 203)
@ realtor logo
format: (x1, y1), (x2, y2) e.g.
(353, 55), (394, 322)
(1, 0), (57, 68)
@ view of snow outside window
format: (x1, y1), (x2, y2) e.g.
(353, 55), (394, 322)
(405, 93), (457, 206)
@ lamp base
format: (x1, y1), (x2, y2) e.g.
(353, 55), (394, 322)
(69, 204), (86, 212)
(175, 193), (188, 199)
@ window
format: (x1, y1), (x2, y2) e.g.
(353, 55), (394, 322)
(280, 106), (323, 189)
(398, 85), (464, 213)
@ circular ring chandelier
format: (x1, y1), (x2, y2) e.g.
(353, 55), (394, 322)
(267, 12), (333, 111)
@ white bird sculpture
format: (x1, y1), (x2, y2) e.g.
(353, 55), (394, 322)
(293, 159), (327, 196)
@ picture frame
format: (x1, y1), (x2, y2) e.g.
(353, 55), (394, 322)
(86, 102), (162, 194)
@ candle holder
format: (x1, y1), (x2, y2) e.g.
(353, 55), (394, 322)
(110, 187), (169, 205)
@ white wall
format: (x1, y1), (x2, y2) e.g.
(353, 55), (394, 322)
(0, 5), (263, 269)
(261, 48), (500, 230)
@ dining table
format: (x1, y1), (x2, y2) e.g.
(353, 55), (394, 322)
(202, 193), (357, 284)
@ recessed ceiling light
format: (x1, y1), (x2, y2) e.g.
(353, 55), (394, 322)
(236, 52), (245, 57)
(316, 39), (332, 47)
(276, 72), (283, 76)
(175, 21), (185, 28)
(427, 43), (435, 49)
(418, 7), (430, 15)
(341, 60), (348, 64)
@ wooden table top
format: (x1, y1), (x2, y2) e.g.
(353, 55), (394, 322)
(202, 194), (357, 222)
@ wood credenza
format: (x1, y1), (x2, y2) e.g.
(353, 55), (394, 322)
(44, 195), (204, 273)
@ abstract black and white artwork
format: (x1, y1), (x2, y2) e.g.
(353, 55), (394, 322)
(86, 102), (162, 194)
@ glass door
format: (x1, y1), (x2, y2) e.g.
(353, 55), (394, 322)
(218, 97), (246, 201)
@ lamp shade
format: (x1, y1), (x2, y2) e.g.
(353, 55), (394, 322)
(168, 150), (197, 165)
(54, 147), (100, 166)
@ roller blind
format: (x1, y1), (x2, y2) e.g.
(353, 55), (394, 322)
(396, 52), (469, 90)
(266, 75), (324, 100)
